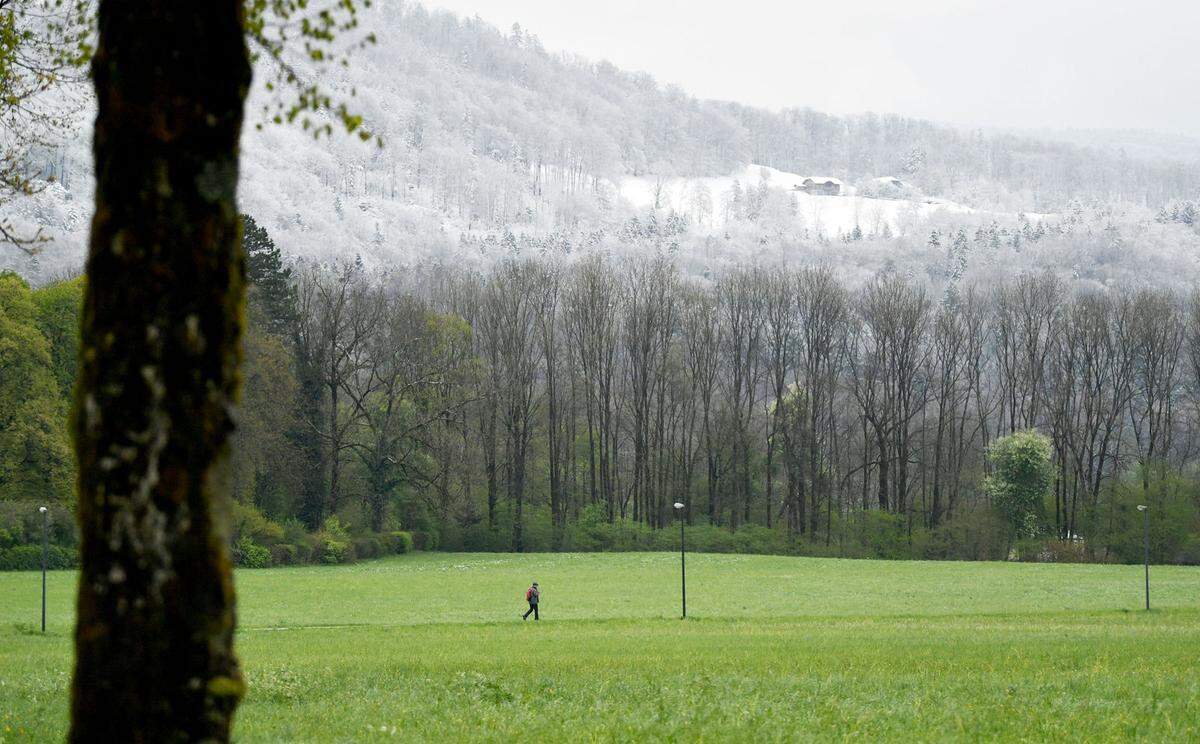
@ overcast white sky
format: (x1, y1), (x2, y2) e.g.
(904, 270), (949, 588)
(426, 0), (1200, 137)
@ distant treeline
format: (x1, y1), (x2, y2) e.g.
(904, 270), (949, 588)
(3, 215), (1200, 567)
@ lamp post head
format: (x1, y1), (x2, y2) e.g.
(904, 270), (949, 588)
(38, 506), (48, 514)
(673, 502), (685, 510)
(1137, 505), (1148, 512)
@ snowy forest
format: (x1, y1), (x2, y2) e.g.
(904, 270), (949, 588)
(6, 0), (1200, 285)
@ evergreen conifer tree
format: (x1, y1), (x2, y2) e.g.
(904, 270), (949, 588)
(242, 214), (296, 336)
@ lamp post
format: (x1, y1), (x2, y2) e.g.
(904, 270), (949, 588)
(1137, 504), (1149, 611)
(673, 502), (686, 619)
(38, 506), (48, 633)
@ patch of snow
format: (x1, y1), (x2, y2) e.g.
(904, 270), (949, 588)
(617, 163), (991, 238)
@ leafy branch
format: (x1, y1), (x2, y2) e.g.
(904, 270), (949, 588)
(245, 0), (381, 144)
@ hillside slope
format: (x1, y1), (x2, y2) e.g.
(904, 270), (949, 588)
(4, 0), (1200, 283)
(619, 164), (994, 238)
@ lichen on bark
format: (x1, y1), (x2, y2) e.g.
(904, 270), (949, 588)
(70, 3), (252, 742)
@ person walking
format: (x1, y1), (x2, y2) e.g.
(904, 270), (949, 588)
(523, 582), (540, 621)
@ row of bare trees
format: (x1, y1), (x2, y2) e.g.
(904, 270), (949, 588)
(276, 257), (1200, 553)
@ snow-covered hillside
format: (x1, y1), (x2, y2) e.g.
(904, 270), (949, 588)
(4, 0), (1198, 288)
(619, 164), (985, 239)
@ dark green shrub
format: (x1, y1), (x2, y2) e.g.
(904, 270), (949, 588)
(387, 531), (414, 554)
(0, 545), (77, 570)
(316, 516), (353, 564)
(44, 505), (78, 548)
(59, 545), (80, 567)
(282, 518), (309, 546)
(458, 524), (508, 552)
(231, 502), (285, 545)
(292, 540), (314, 565)
(269, 543), (299, 566)
(517, 506), (557, 552)
(855, 511), (910, 559)
(1176, 536), (1200, 565)
(1091, 474), (1200, 565)
(233, 536), (271, 568)
(563, 503), (622, 551)
(930, 508), (1008, 561)
(0, 505), (20, 544)
(684, 524), (742, 554)
(320, 538), (351, 564)
(729, 524), (788, 554)
(0, 502), (78, 550)
(352, 537), (382, 560)
(412, 530), (439, 551)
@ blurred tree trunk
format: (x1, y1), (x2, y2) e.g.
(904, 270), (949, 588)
(70, 2), (251, 741)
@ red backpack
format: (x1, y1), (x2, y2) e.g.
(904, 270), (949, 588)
(525, 587), (534, 601)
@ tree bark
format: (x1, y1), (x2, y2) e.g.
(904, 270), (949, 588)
(71, 2), (250, 741)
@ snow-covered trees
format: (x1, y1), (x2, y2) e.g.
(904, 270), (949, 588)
(0, 0), (89, 251)
(11, 0), (1200, 281)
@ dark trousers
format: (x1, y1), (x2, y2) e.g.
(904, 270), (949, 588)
(523, 602), (539, 620)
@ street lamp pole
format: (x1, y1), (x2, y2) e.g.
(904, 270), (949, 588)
(1137, 504), (1149, 611)
(39, 506), (48, 633)
(673, 502), (686, 619)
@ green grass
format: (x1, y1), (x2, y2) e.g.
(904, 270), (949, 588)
(2, 553), (1199, 741)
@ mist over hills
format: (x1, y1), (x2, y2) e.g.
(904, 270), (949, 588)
(1010, 128), (1200, 166)
(5, 0), (1200, 287)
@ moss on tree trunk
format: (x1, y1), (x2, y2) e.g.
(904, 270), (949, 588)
(70, 2), (251, 741)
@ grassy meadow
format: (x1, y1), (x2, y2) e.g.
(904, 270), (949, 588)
(2, 552), (1199, 741)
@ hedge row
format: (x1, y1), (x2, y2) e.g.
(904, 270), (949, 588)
(231, 529), (415, 568)
(0, 533), (416, 571)
(0, 545), (78, 571)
